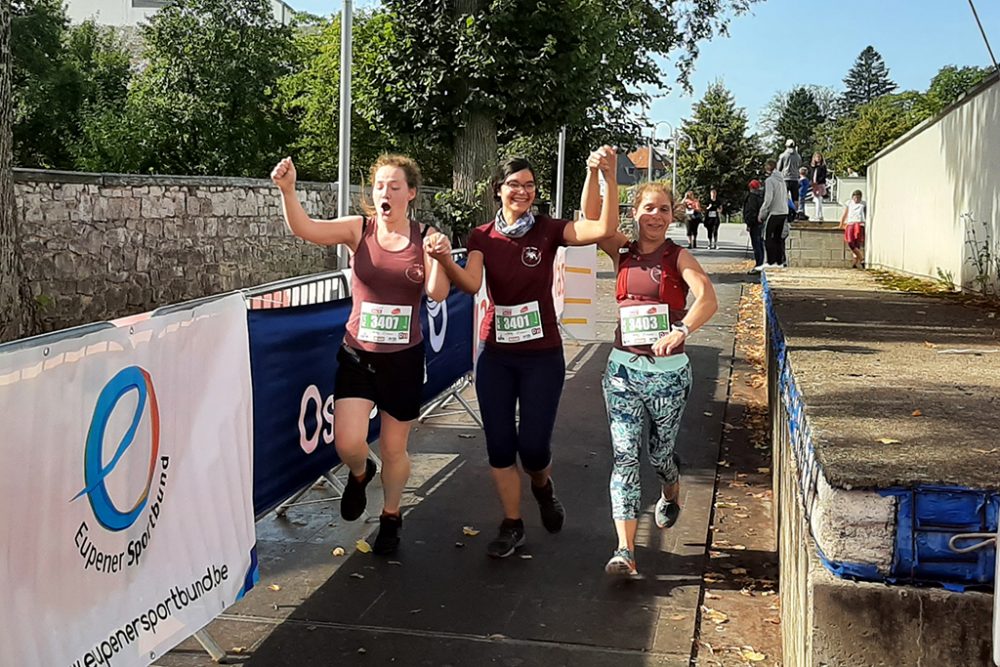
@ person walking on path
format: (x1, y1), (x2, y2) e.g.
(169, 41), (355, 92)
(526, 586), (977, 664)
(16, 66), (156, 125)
(760, 160), (789, 268)
(840, 189), (867, 269)
(704, 188), (723, 249)
(270, 154), (451, 555)
(777, 139), (802, 208)
(810, 152), (828, 221)
(580, 165), (717, 577)
(425, 149), (620, 559)
(742, 179), (765, 272)
(683, 191), (702, 249)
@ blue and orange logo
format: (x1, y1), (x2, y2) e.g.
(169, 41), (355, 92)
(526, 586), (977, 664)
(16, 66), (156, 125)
(71, 366), (160, 532)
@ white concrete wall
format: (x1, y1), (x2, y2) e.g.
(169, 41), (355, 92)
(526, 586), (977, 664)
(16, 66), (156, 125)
(66, 0), (295, 27)
(867, 74), (1000, 290)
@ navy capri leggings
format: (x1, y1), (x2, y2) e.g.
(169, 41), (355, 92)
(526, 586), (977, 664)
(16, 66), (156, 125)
(475, 346), (566, 471)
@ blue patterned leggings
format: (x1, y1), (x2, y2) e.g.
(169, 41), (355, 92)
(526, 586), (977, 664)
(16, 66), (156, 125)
(601, 357), (692, 521)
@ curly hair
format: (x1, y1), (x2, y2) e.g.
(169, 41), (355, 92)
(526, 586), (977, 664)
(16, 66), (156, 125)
(360, 154), (422, 217)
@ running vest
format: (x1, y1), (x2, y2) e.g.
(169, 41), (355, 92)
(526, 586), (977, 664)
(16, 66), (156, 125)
(613, 239), (689, 356)
(345, 218), (429, 353)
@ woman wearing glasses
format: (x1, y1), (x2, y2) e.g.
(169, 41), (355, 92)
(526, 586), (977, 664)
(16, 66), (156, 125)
(426, 150), (619, 558)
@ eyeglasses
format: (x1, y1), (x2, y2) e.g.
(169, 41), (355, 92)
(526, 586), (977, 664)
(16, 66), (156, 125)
(503, 181), (536, 192)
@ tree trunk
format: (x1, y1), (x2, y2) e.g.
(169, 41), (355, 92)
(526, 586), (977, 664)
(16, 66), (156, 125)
(0, 0), (36, 343)
(453, 108), (498, 223)
(452, 0), (497, 221)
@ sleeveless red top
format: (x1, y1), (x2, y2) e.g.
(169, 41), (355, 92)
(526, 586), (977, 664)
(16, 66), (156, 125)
(345, 218), (427, 353)
(613, 239), (689, 356)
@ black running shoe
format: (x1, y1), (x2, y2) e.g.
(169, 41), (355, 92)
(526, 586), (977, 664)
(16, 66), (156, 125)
(486, 518), (525, 558)
(341, 458), (377, 521)
(531, 479), (565, 533)
(372, 513), (402, 555)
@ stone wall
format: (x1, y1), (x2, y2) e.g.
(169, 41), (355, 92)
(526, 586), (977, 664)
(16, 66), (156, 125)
(15, 169), (353, 333)
(786, 222), (853, 268)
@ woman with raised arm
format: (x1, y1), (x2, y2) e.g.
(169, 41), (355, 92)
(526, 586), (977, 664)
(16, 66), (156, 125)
(424, 149), (619, 559)
(270, 155), (450, 555)
(581, 154), (718, 577)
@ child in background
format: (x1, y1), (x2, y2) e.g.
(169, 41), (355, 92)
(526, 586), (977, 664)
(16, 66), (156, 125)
(797, 167), (811, 220)
(839, 189), (867, 269)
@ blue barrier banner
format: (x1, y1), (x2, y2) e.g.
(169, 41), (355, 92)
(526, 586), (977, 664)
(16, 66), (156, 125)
(248, 287), (474, 517)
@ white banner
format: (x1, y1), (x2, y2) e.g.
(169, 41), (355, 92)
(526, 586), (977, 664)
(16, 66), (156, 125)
(0, 294), (257, 667)
(559, 245), (597, 340)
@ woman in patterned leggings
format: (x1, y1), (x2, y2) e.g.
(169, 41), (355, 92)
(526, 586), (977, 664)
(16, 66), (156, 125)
(581, 162), (718, 576)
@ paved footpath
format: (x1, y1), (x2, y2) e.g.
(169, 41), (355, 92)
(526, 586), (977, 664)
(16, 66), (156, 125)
(160, 224), (755, 667)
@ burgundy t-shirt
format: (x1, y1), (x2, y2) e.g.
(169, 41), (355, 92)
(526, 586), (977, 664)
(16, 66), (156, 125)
(613, 239), (689, 356)
(345, 218), (426, 353)
(468, 215), (569, 352)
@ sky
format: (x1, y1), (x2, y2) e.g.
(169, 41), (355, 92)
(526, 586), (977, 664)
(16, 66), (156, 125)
(290, 0), (1000, 132)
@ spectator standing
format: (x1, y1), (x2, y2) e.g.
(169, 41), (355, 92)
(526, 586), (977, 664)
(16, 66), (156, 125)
(777, 139), (802, 207)
(810, 153), (828, 221)
(742, 179), (765, 272)
(760, 160), (788, 268)
(797, 167), (811, 220)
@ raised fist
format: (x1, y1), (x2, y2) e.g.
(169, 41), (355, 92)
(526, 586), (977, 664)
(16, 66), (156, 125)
(270, 157), (297, 192)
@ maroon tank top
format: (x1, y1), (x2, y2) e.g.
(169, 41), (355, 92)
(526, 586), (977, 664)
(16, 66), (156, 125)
(345, 218), (427, 353)
(613, 239), (689, 356)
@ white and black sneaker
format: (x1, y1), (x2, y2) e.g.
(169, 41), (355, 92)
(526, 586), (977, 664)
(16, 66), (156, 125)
(486, 518), (526, 558)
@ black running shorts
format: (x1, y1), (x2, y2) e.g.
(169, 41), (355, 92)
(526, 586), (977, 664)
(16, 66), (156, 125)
(335, 342), (425, 422)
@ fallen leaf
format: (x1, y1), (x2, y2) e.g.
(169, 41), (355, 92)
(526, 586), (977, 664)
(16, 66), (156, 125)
(519, 554), (533, 560)
(357, 648), (367, 655)
(355, 539), (372, 554)
(331, 547), (345, 557)
(924, 340), (937, 348)
(824, 316), (839, 322)
(731, 544), (748, 551)
(973, 448), (999, 454)
(267, 584), (281, 592)
(670, 614), (686, 621)
(462, 526), (481, 537)
(454, 542), (465, 548)
(457, 433), (476, 439)
(731, 567), (748, 575)
(701, 606), (729, 624)
(735, 513), (751, 519)
(231, 646), (248, 654)
(877, 438), (901, 445)
(704, 592), (721, 600)
(388, 560), (402, 566)
(740, 647), (766, 662)
(409, 609), (422, 614)
(911, 409), (922, 417)
(756, 467), (770, 474)
(704, 574), (724, 584)
(764, 617), (781, 625)
(349, 573), (365, 579)
(704, 411), (714, 417)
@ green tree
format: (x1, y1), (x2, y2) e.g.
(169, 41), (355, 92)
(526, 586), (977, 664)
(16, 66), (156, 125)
(840, 45), (898, 114)
(774, 86), (825, 156)
(11, 0), (81, 168)
(66, 21), (133, 171)
(356, 0), (754, 217)
(921, 64), (992, 116)
(277, 11), (451, 185)
(100, 0), (298, 176)
(675, 81), (759, 211)
(2, 0), (37, 341)
(822, 91), (928, 175)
